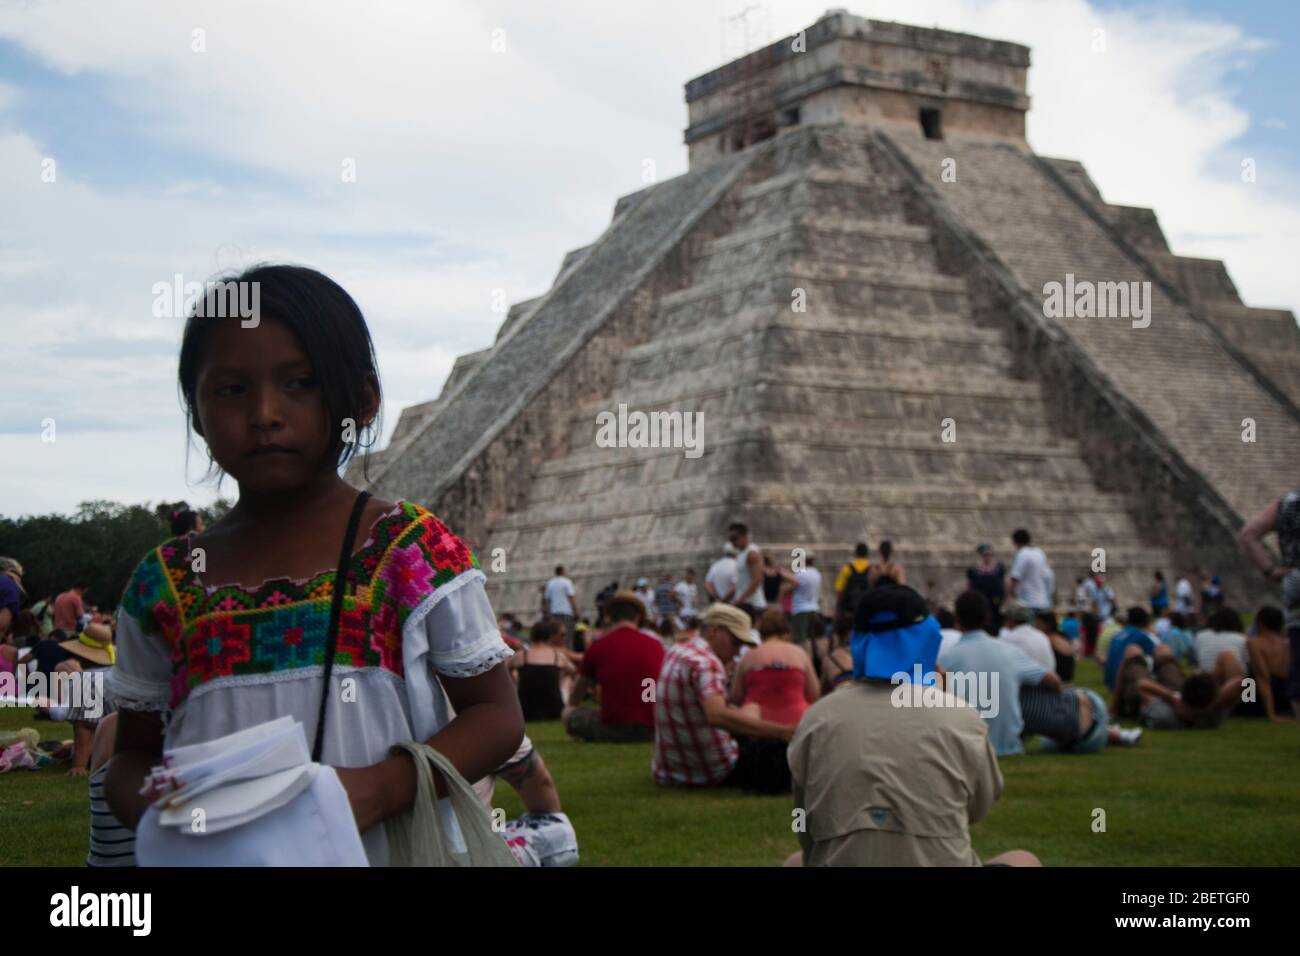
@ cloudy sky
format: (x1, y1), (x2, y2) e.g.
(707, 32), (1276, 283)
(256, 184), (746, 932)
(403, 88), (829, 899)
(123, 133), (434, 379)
(2, 0), (1296, 517)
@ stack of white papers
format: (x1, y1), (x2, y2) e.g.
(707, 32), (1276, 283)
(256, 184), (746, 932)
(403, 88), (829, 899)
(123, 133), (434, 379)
(135, 716), (368, 867)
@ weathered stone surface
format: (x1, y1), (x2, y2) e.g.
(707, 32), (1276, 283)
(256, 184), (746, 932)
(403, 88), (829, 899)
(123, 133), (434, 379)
(356, 13), (1297, 617)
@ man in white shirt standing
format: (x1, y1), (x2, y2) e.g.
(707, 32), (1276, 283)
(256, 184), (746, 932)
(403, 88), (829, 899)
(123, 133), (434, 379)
(544, 566), (578, 650)
(1174, 574), (1196, 615)
(704, 543), (738, 605)
(1007, 529), (1054, 611)
(786, 553), (823, 648)
(674, 569), (699, 622)
(727, 521), (767, 622)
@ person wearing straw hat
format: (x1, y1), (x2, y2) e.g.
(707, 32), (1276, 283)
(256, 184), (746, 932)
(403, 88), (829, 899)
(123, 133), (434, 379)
(60, 622), (116, 668)
(652, 603), (795, 791)
(52, 623), (116, 778)
(0, 557), (25, 641)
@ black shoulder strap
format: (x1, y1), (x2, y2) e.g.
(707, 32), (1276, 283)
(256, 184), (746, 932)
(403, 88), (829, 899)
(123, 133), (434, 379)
(312, 490), (371, 763)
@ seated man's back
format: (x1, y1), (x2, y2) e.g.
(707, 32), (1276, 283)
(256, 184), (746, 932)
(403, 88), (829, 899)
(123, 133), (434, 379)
(788, 682), (1001, 867)
(582, 623), (664, 728)
(939, 630), (1047, 755)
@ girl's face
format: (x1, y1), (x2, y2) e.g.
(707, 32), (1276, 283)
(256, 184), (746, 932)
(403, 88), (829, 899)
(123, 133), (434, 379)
(193, 318), (334, 495)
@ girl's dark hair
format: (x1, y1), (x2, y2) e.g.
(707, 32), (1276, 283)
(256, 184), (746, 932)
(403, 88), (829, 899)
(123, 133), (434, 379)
(178, 264), (382, 475)
(170, 505), (200, 536)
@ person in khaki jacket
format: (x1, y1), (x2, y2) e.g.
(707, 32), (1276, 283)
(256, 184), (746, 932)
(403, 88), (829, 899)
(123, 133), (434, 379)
(786, 586), (1040, 867)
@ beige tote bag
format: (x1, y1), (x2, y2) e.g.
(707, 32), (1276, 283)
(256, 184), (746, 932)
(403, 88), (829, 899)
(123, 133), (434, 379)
(384, 742), (518, 867)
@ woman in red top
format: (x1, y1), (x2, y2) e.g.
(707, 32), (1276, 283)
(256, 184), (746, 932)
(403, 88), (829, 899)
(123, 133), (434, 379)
(730, 609), (820, 726)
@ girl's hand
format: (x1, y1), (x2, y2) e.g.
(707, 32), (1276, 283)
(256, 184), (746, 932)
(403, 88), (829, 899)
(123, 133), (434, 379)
(333, 764), (390, 833)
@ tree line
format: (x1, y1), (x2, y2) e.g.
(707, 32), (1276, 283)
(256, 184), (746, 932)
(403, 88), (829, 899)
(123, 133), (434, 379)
(0, 499), (230, 611)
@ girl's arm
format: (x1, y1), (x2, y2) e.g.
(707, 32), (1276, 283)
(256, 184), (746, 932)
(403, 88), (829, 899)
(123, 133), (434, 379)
(103, 709), (166, 830)
(338, 662), (524, 834)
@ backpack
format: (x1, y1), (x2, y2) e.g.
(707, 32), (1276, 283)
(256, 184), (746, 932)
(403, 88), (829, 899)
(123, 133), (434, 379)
(835, 563), (872, 625)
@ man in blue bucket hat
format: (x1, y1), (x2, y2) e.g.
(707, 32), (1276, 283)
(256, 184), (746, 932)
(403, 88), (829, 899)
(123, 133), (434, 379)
(787, 583), (1040, 867)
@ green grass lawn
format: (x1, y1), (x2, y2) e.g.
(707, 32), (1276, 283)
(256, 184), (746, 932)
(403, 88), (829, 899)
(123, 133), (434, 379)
(4, 658), (1298, 866)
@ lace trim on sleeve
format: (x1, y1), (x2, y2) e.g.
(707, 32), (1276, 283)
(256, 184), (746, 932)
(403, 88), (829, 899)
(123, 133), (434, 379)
(405, 568), (514, 679)
(433, 640), (513, 679)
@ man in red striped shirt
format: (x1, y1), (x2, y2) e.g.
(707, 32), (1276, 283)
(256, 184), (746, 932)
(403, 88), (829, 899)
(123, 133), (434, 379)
(652, 603), (794, 789)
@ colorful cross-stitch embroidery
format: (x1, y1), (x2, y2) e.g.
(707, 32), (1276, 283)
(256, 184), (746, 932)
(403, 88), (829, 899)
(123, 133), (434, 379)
(119, 501), (480, 708)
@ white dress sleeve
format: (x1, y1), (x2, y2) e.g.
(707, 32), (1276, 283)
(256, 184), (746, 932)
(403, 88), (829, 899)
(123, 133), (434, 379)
(107, 608), (172, 712)
(401, 569), (513, 743)
(423, 571), (512, 679)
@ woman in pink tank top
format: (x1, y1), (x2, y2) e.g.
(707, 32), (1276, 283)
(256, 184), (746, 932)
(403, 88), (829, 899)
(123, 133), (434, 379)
(730, 609), (820, 726)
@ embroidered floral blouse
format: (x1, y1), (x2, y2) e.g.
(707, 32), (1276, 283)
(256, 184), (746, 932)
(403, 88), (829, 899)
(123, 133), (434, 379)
(107, 500), (512, 865)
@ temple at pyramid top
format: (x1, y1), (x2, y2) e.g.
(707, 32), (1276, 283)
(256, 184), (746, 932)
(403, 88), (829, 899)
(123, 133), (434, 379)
(684, 10), (1031, 168)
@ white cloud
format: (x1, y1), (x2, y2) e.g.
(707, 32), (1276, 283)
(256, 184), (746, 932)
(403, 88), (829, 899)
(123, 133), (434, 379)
(0, 0), (1296, 516)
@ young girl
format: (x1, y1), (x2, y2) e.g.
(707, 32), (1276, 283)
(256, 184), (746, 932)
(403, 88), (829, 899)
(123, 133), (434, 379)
(105, 264), (524, 864)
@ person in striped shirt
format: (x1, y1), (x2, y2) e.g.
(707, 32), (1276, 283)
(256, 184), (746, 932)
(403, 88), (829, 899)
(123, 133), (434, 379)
(86, 712), (136, 867)
(1193, 607), (1250, 675)
(1020, 683), (1143, 752)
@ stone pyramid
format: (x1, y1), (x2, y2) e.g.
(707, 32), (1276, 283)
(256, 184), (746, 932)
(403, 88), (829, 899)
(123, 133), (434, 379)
(357, 11), (1300, 616)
